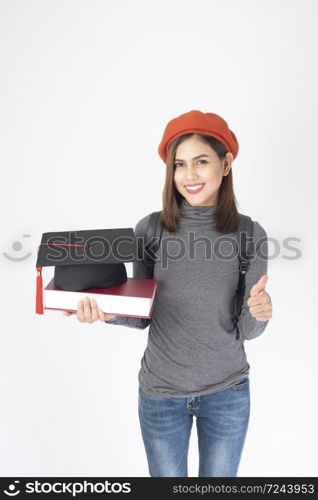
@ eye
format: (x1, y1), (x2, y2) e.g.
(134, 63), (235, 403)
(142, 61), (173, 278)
(174, 159), (207, 168)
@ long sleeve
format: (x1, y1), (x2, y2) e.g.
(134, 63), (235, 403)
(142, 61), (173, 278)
(105, 214), (152, 330)
(237, 221), (271, 341)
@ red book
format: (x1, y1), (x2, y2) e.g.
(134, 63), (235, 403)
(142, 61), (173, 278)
(42, 277), (158, 318)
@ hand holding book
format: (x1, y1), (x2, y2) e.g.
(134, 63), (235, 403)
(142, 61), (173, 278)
(62, 296), (117, 323)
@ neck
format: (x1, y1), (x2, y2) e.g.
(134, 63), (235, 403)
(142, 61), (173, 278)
(178, 197), (217, 227)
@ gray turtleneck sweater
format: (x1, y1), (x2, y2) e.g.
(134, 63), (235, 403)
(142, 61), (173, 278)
(106, 199), (270, 398)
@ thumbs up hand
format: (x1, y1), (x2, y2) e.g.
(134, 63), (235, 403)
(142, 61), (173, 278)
(246, 274), (273, 321)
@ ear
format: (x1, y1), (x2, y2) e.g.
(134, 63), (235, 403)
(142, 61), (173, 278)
(223, 152), (233, 176)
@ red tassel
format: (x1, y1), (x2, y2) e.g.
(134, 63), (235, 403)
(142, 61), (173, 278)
(36, 267), (44, 314)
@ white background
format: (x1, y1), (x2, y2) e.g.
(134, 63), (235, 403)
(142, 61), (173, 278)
(0, 0), (317, 477)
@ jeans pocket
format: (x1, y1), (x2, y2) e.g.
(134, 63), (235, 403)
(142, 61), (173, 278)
(230, 376), (249, 389)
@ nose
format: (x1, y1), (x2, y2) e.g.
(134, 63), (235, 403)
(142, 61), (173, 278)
(184, 164), (199, 183)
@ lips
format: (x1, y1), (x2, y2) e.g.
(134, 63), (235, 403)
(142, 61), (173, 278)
(184, 183), (205, 194)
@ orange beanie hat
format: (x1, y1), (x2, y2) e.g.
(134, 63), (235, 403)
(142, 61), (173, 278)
(158, 109), (239, 163)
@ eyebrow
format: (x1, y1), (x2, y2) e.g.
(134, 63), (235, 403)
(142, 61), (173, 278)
(174, 154), (210, 162)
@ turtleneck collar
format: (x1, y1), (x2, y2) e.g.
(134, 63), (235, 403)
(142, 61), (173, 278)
(178, 197), (217, 227)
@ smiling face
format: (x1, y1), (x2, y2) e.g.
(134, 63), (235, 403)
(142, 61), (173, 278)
(173, 135), (233, 206)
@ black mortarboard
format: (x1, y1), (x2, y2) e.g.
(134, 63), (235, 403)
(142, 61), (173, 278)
(35, 228), (137, 314)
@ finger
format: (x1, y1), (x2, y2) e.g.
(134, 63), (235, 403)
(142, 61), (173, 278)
(77, 300), (85, 323)
(247, 291), (267, 307)
(83, 296), (93, 323)
(249, 301), (273, 312)
(250, 274), (268, 297)
(249, 304), (266, 314)
(97, 306), (106, 322)
(249, 302), (272, 315)
(62, 311), (72, 316)
(255, 314), (271, 321)
(90, 298), (100, 322)
(247, 295), (270, 307)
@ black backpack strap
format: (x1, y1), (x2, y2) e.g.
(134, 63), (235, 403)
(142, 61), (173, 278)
(231, 214), (255, 340)
(143, 211), (163, 278)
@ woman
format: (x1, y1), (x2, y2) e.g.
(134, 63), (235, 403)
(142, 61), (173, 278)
(63, 110), (273, 477)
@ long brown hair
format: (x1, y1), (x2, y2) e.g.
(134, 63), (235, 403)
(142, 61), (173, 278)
(160, 133), (240, 234)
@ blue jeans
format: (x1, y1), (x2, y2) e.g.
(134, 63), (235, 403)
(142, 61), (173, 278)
(138, 376), (250, 477)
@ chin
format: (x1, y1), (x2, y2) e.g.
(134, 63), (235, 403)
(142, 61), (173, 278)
(184, 193), (215, 206)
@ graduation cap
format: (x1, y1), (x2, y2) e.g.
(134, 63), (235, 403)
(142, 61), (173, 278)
(35, 228), (137, 314)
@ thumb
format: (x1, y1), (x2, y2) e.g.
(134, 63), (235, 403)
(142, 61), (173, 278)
(250, 274), (268, 297)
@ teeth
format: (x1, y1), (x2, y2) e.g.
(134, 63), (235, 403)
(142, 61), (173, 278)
(186, 184), (203, 190)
